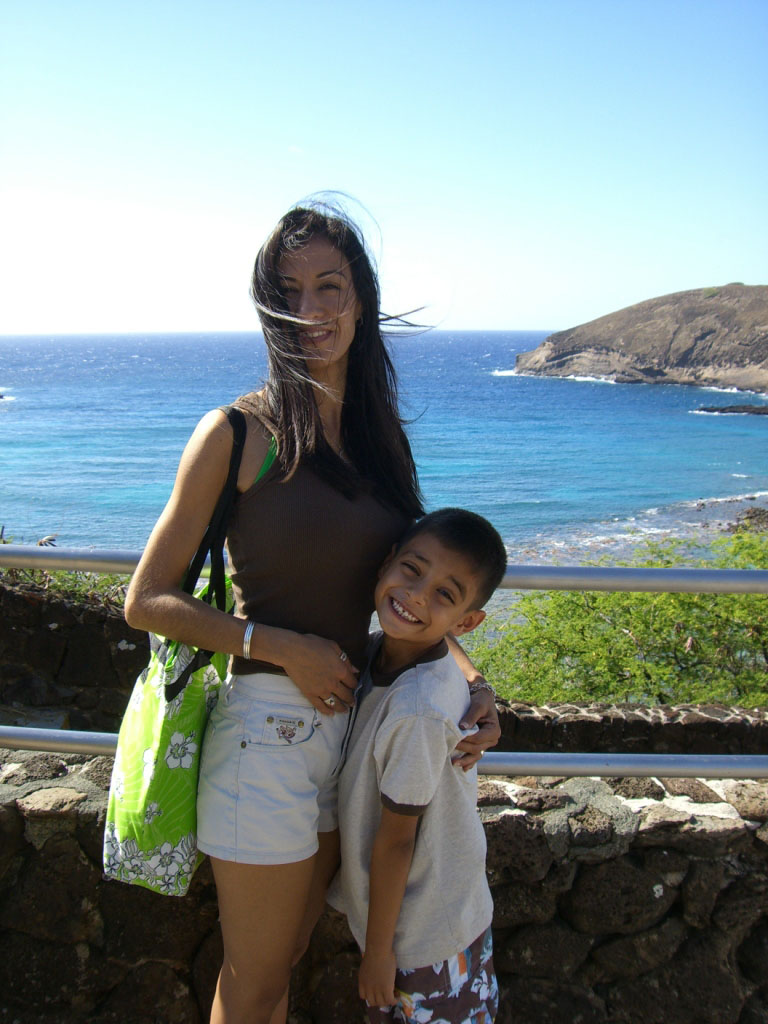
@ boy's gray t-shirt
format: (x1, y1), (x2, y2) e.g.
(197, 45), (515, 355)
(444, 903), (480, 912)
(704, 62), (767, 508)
(327, 635), (493, 969)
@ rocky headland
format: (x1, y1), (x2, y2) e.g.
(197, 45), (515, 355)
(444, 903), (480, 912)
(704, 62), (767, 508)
(516, 284), (768, 392)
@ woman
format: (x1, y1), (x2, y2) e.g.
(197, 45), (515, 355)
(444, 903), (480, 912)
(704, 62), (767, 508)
(125, 199), (501, 1024)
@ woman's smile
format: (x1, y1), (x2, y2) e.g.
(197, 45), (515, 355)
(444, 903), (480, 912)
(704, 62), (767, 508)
(278, 237), (362, 382)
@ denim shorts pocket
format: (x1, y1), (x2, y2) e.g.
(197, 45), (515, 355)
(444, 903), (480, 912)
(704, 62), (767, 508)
(244, 700), (317, 747)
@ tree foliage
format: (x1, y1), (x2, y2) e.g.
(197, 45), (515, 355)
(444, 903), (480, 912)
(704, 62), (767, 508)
(468, 531), (768, 707)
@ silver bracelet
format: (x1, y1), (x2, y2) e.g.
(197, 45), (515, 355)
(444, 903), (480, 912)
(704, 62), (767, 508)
(468, 679), (497, 699)
(242, 620), (256, 661)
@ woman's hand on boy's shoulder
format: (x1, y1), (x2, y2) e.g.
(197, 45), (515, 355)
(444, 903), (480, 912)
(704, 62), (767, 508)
(454, 684), (500, 771)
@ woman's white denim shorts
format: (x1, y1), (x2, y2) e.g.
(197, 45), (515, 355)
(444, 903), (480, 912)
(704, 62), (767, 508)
(196, 672), (351, 865)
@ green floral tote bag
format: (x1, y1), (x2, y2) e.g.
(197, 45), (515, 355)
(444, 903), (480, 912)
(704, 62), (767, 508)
(103, 408), (275, 895)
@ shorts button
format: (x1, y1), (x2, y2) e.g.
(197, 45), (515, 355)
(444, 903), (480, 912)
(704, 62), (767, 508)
(298, 720), (304, 728)
(240, 741), (246, 749)
(266, 716), (274, 723)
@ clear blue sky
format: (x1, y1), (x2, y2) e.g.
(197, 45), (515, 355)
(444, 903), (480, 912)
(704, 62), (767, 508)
(1, 0), (766, 333)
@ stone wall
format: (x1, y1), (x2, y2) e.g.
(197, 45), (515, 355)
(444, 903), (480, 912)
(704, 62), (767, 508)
(0, 581), (148, 733)
(2, 579), (768, 1022)
(1, 747), (767, 1024)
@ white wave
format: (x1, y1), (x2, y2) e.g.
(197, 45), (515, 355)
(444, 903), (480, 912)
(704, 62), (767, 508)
(677, 490), (768, 509)
(0, 393), (16, 402)
(700, 385), (745, 394)
(491, 369), (518, 376)
(699, 384), (768, 398)
(565, 375), (617, 384)
(731, 473), (749, 478)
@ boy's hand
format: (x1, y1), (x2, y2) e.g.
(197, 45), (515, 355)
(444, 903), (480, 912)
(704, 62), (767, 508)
(359, 948), (398, 1007)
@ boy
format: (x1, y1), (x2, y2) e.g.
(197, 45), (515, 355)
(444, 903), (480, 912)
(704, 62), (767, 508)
(328, 508), (506, 1023)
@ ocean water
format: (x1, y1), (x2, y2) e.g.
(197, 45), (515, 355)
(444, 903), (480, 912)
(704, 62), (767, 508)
(1, 331), (767, 562)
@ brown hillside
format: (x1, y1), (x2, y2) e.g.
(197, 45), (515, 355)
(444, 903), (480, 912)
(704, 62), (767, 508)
(516, 284), (768, 391)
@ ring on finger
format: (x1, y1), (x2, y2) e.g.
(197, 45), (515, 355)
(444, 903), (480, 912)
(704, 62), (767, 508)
(323, 696), (337, 708)
(339, 651), (348, 663)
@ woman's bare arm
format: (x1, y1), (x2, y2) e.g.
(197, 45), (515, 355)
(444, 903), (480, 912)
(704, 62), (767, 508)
(445, 634), (501, 769)
(124, 408), (358, 712)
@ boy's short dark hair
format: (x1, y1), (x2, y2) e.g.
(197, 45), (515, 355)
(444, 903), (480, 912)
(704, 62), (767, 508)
(396, 508), (507, 609)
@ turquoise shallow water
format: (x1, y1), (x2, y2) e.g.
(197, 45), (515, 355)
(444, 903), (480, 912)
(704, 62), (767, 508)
(1, 331), (767, 559)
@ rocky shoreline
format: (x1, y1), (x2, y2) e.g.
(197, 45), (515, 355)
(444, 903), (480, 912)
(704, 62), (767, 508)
(698, 404), (768, 415)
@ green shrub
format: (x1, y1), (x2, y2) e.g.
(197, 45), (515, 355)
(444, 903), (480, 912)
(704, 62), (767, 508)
(0, 566), (129, 606)
(467, 531), (768, 707)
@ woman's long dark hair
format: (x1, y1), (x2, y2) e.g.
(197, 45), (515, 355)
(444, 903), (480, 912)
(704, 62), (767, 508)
(245, 199), (424, 520)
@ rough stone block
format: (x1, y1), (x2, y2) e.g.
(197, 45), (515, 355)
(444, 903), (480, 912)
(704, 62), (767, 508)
(642, 847), (690, 885)
(738, 990), (768, 1024)
(496, 920), (592, 979)
(587, 915), (688, 982)
(0, 834), (103, 945)
(90, 961), (200, 1024)
(16, 785), (88, 848)
(560, 856), (677, 935)
(0, 801), (24, 884)
(636, 802), (751, 856)
(606, 776), (665, 800)
(496, 978), (607, 1024)
(513, 786), (569, 812)
(491, 880), (557, 929)
(712, 875), (768, 941)
(660, 777), (722, 803)
(569, 805), (614, 847)
(0, 931), (123, 1013)
(716, 780), (768, 823)
(545, 778), (637, 864)
(480, 807), (553, 883)
(100, 875), (219, 964)
(477, 777), (517, 806)
(98, 686), (131, 718)
(606, 933), (749, 1024)
(1, 752), (67, 786)
(737, 917), (768, 986)
(58, 625), (115, 688)
(308, 905), (356, 961)
(76, 755), (115, 790)
(682, 859), (725, 928)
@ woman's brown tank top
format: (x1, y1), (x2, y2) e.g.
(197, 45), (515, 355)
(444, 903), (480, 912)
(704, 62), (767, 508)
(227, 457), (409, 676)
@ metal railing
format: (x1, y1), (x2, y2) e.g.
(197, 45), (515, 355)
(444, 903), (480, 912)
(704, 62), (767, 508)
(2, 544), (768, 593)
(2, 545), (767, 778)
(1, 724), (766, 779)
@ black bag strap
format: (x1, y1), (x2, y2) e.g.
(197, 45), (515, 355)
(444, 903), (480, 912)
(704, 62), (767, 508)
(182, 405), (247, 609)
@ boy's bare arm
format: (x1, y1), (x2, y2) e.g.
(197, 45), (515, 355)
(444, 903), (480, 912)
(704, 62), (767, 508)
(358, 806), (420, 1008)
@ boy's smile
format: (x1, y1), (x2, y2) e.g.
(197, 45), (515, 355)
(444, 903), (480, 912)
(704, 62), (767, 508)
(374, 534), (486, 671)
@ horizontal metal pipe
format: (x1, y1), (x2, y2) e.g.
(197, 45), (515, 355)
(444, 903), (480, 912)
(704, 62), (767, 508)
(479, 751), (768, 779)
(0, 545), (140, 574)
(0, 726), (118, 756)
(502, 565), (768, 594)
(2, 546), (767, 594)
(2, 726), (767, 779)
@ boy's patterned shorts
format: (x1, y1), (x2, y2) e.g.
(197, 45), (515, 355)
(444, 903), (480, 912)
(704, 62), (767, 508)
(365, 926), (498, 1023)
